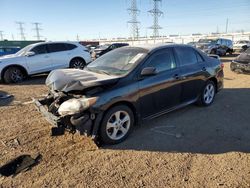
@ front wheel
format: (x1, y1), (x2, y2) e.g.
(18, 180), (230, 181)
(3, 67), (25, 83)
(99, 105), (134, 145)
(69, 58), (86, 69)
(198, 81), (216, 106)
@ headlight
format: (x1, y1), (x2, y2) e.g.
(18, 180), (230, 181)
(58, 97), (98, 116)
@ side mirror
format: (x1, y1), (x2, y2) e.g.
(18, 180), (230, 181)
(141, 67), (157, 77)
(25, 51), (35, 57)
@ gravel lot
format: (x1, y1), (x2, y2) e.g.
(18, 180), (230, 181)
(0, 55), (250, 187)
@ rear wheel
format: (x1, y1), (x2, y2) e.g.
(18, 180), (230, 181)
(69, 58), (86, 69)
(3, 67), (25, 83)
(99, 105), (134, 144)
(198, 81), (216, 106)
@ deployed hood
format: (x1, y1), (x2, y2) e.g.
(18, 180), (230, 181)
(235, 52), (250, 64)
(46, 69), (119, 93)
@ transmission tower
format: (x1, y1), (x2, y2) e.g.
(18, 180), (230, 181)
(0, 31), (3, 40)
(16, 22), (26, 40)
(127, 0), (140, 40)
(32, 22), (42, 40)
(148, 0), (163, 38)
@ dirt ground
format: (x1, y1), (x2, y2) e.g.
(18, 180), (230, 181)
(0, 55), (250, 188)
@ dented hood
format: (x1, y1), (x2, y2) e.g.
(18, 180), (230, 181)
(46, 69), (119, 92)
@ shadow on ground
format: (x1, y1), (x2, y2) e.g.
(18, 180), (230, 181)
(105, 88), (250, 154)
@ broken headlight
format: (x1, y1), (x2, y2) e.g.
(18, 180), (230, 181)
(58, 97), (98, 116)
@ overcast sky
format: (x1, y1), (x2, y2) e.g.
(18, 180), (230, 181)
(0, 0), (250, 41)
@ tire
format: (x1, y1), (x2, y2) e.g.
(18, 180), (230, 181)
(99, 105), (134, 145)
(3, 67), (25, 83)
(210, 49), (216, 55)
(69, 58), (86, 69)
(197, 81), (216, 106)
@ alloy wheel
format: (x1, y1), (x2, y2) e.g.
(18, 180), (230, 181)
(106, 111), (131, 141)
(203, 83), (215, 104)
(11, 68), (24, 83)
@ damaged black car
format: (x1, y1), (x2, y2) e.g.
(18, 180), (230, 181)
(230, 48), (250, 73)
(35, 44), (224, 144)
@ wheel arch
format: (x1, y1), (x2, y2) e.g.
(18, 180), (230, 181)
(208, 77), (218, 92)
(101, 100), (139, 126)
(1, 64), (28, 80)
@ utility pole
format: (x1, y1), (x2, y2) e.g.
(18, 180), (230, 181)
(16, 22), (26, 40)
(76, 34), (80, 41)
(0, 31), (3, 40)
(148, 0), (163, 38)
(127, 0), (140, 40)
(225, 18), (229, 33)
(32, 22), (42, 40)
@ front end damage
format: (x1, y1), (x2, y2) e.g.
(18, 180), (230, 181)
(34, 91), (103, 139)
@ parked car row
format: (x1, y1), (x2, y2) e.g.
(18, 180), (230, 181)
(0, 46), (20, 57)
(35, 43), (224, 144)
(188, 38), (250, 56)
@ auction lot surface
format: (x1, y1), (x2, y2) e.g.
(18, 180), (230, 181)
(1, 55), (250, 187)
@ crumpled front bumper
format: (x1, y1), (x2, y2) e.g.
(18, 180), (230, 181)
(34, 98), (103, 139)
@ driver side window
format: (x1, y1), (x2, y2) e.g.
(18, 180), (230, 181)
(31, 45), (48, 55)
(147, 48), (176, 73)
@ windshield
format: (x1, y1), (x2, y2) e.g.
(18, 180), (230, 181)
(87, 47), (147, 76)
(198, 39), (217, 44)
(15, 45), (34, 56)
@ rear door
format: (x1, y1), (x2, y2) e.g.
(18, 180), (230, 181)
(26, 44), (52, 74)
(174, 46), (207, 103)
(138, 48), (182, 118)
(47, 43), (71, 69)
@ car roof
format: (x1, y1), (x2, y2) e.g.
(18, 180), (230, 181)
(30, 41), (81, 47)
(130, 43), (194, 52)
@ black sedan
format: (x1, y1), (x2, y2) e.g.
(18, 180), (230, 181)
(231, 48), (250, 73)
(35, 44), (224, 144)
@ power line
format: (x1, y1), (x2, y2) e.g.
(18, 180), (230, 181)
(148, 0), (163, 38)
(127, 0), (140, 39)
(16, 22), (26, 40)
(32, 22), (42, 40)
(225, 18), (229, 33)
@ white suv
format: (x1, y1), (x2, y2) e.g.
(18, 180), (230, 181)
(0, 41), (92, 83)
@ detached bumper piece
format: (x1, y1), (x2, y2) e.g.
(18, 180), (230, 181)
(34, 98), (93, 137)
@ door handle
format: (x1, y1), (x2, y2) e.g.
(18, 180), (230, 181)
(202, 67), (206, 71)
(173, 74), (180, 80)
(44, 55), (49, 58)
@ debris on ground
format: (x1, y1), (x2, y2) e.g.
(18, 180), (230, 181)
(1, 138), (20, 149)
(0, 154), (42, 177)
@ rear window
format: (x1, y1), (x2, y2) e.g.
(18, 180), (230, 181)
(48, 43), (68, 53)
(175, 47), (199, 66)
(66, 43), (77, 50)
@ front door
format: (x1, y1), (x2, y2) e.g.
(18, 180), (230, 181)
(138, 48), (182, 119)
(26, 44), (52, 74)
